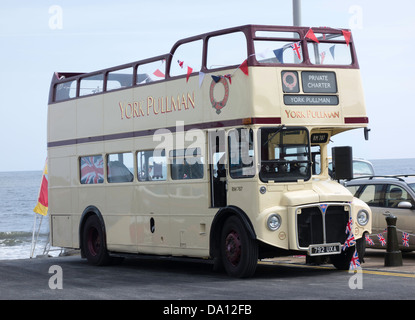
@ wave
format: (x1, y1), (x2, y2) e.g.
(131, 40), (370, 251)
(0, 231), (48, 247)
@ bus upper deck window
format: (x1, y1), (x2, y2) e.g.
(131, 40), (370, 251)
(55, 80), (77, 101)
(254, 40), (304, 64)
(107, 67), (133, 91)
(80, 74), (104, 96)
(254, 31), (302, 65)
(207, 32), (247, 69)
(170, 40), (202, 77)
(307, 33), (352, 65)
(137, 59), (166, 84)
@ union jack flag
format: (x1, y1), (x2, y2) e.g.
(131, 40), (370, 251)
(81, 156), (104, 184)
(290, 41), (302, 60)
(365, 234), (374, 246)
(377, 234), (386, 246)
(402, 232), (410, 247)
(345, 217), (353, 234)
(349, 249), (361, 270)
(342, 233), (356, 251)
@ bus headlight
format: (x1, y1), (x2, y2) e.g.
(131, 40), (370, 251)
(267, 214), (282, 231)
(357, 209), (369, 226)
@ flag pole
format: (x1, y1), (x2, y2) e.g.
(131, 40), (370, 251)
(30, 214), (37, 258)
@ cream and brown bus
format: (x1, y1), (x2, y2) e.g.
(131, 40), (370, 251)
(48, 25), (371, 277)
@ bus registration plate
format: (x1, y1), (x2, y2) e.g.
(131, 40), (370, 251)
(309, 243), (341, 256)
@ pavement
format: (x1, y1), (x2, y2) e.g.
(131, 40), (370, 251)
(266, 249), (415, 275)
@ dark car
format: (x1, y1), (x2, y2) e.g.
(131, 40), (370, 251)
(345, 175), (415, 251)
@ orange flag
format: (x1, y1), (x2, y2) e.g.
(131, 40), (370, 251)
(33, 161), (48, 216)
(186, 66), (193, 82)
(305, 28), (319, 43)
(342, 30), (351, 46)
(239, 59), (249, 76)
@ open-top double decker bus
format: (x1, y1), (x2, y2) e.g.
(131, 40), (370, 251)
(48, 25), (371, 277)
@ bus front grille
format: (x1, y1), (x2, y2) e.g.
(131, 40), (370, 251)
(296, 205), (349, 248)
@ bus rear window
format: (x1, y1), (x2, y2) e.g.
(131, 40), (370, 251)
(307, 33), (353, 65)
(307, 42), (352, 65)
(254, 40), (303, 64)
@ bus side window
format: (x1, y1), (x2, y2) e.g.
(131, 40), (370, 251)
(80, 74), (104, 96)
(80, 155), (104, 184)
(170, 148), (204, 180)
(137, 59), (166, 84)
(170, 40), (202, 77)
(137, 150), (167, 182)
(207, 31), (247, 69)
(107, 152), (134, 183)
(107, 67), (133, 91)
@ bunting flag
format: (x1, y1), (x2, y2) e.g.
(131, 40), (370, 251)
(198, 71), (205, 88)
(402, 232), (410, 247)
(377, 234), (386, 246)
(342, 217), (360, 270)
(239, 59), (249, 76)
(320, 51), (326, 64)
(33, 161), (48, 216)
(349, 249), (361, 270)
(290, 41), (302, 60)
(342, 29), (351, 46)
(329, 45), (335, 60)
(153, 69), (165, 78)
(177, 60), (184, 68)
(223, 74), (232, 84)
(345, 217), (353, 234)
(211, 75), (221, 83)
(343, 233), (356, 251)
(186, 66), (193, 83)
(365, 234), (374, 246)
(305, 28), (319, 43)
(273, 48), (284, 63)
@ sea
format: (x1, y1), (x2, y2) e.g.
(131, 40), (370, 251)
(1, 158), (415, 261)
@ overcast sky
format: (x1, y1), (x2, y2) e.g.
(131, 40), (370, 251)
(1, 0), (414, 171)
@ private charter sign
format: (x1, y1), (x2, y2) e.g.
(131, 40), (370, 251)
(282, 71), (338, 106)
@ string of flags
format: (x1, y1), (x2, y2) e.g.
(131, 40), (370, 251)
(343, 217), (361, 270)
(365, 228), (414, 248)
(143, 27), (351, 86)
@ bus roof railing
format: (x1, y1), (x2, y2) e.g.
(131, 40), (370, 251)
(49, 24), (357, 104)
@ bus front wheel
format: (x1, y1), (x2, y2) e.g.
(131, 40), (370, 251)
(220, 216), (258, 278)
(82, 215), (110, 266)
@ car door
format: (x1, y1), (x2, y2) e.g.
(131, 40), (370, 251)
(382, 184), (415, 249)
(355, 184), (385, 234)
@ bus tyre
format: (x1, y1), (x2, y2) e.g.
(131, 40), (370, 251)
(220, 216), (258, 278)
(82, 215), (110, 266)
(330, 246), (354, 270)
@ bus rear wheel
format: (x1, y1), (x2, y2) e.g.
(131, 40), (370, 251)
(82, 215), (110, 266)
(220, 216), (258, 278)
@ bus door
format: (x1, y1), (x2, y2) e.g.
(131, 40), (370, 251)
(209, 130), (227, 207)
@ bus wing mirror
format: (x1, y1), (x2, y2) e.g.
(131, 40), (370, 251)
(364, 127), (370, 141)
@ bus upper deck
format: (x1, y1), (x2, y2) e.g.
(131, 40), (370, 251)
(48, 24), (368, 150)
